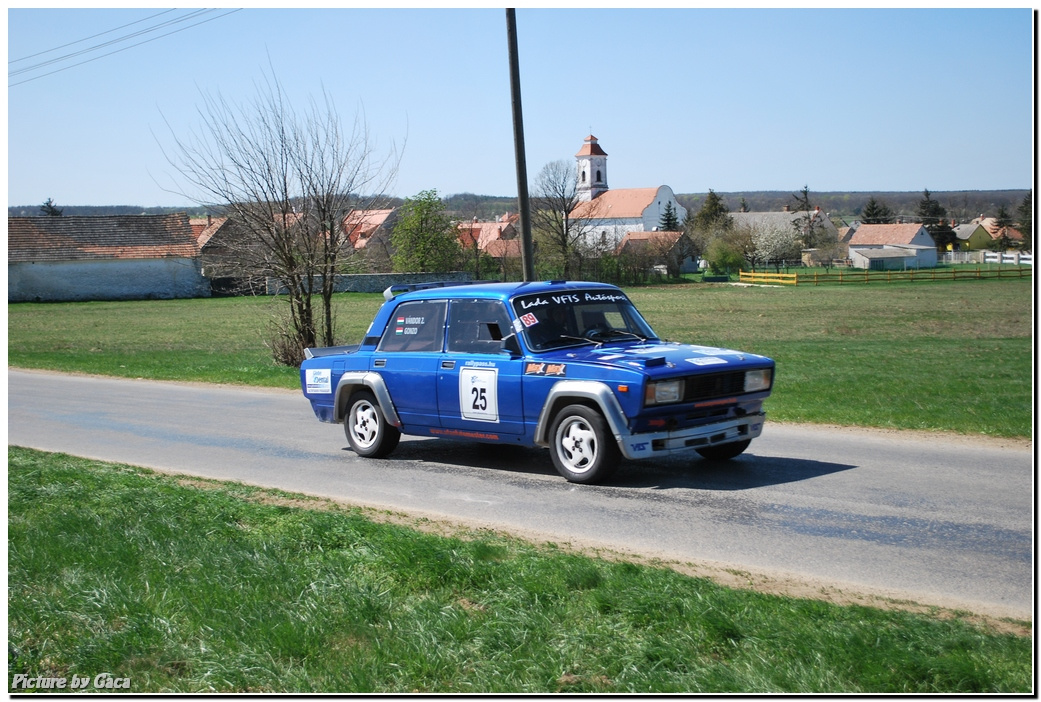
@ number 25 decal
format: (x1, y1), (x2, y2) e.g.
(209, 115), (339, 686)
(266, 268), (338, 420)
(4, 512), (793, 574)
(471, 386), (488, 411)
(460, 368), (498, 422)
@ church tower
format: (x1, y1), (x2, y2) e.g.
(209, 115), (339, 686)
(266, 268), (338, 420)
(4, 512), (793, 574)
(575, 135), (608, 201)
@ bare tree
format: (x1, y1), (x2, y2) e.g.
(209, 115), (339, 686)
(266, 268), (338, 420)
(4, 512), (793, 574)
(161, 73), (397, 363)
(530, 160), (603, 279)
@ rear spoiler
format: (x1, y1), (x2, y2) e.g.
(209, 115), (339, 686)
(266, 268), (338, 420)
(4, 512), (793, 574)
(303, 344), (360, 360)
(382, 280), (484, 301)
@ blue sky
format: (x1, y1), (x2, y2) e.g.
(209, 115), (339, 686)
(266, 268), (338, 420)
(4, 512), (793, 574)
(7, 6), (1036, 208)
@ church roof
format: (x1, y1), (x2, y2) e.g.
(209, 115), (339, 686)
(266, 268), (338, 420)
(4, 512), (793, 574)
(570, 187), (660, 220)
(575, 134), (607, 158)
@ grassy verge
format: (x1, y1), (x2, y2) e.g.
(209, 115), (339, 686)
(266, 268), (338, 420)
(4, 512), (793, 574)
(8, 447), (1031, 694)
(7, 278), (1033, 436)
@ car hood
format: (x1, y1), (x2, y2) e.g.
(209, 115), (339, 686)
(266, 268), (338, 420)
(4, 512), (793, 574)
(545, 341), (773, 375)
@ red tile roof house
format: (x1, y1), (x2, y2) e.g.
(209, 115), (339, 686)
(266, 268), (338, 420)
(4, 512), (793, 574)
(974, 216), (1025, 248)
(456, 213), (518, 251)
(8, 214), (209, 302)
(846, 223), (938, 270)
(615, 230), (698, 275)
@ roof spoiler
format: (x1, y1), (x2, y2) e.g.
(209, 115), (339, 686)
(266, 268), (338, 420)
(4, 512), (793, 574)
(382, 280), (481, 301)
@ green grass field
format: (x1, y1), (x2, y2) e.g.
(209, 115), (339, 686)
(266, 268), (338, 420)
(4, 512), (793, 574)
(8, 278), (1033, 436)
(8, 447), (1032, 694)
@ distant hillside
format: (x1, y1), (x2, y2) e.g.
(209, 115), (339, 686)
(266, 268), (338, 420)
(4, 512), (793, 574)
(6, 204), (218, 218)
(10, 190), (1029, 225)
(674, 190), (1031, 225)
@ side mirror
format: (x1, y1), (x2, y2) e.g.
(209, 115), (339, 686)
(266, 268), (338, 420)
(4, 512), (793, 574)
(501, 333), (522, 357)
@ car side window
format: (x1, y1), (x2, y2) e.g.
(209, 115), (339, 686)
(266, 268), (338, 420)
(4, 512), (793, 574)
(377, 300), (447, 353)
(446, 299), (512, 355)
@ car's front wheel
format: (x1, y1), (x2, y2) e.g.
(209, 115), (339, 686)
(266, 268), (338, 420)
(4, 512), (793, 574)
(344, 390), (400, 458)
(548, 404), (620, 484)
(696, 439), (751, 461)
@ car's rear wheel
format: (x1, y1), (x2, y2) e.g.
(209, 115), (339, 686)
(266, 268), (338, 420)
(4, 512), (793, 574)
(696, 439), (751, 461)
(344, 390), (400, 458)
(549, 404), (620, 484)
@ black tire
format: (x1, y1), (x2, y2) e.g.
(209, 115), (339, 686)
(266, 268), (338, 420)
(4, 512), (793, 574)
(696, 439), (751, 461)
(344, 390), (400, 458)
(548, 404), (620, 484)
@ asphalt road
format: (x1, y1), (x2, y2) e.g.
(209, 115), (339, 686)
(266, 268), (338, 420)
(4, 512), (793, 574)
(7, 369), (1034, 620)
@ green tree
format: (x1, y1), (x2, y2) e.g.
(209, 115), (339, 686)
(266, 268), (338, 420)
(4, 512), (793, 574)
(40, 198), (62, 216)
(689, 189), (732, 232)
(861, 196), (893, 224)
(790, 184), (812, 214)
(658, 201), (679, 231)
(995, 203), (1014, 230)
(992, 204), (1016, 251)
(704, 236), (746, 276)
(916, 189), (954, 251)
(1015, 191), (1032, 251)
(391, 190), (461, 273)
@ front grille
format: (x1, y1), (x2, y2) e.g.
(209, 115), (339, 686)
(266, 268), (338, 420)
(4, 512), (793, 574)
(682, 371), (747, 402)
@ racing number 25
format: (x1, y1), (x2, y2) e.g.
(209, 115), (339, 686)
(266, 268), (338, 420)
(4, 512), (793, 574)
(460, 367), (498, 422)
(471, 386), (488, 411)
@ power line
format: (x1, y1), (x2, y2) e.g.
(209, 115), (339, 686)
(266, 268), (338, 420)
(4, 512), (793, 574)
(10, 9), (223, 78)
(9, 9), (178, 64)
(9, 9), (241, 87)
(10, 9), (216, 77)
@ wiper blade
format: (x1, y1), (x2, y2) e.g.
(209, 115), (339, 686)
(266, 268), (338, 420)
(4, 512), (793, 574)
(539, 335), (594, 350)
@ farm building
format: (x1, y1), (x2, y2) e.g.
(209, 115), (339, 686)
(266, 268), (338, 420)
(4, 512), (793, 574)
(952, 221), (993, 251)
(8, 214), (209, 302)
(849, 245), (937, 270)
(846, 223), (938, 269)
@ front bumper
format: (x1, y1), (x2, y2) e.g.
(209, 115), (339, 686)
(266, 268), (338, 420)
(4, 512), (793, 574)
(617, 412), (766, 460)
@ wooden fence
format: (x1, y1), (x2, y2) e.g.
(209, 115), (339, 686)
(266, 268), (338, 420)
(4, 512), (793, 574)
(739, 267), (1032, 286)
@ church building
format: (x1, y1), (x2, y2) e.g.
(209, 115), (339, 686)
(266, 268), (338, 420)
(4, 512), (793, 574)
(569, 135), (687, 246)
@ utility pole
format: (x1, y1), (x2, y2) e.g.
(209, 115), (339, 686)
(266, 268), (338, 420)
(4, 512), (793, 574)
(506, 8), (535, 282)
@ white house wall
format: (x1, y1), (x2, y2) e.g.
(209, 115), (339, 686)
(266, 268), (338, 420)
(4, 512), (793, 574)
(640, 187), (688, 232)
(9, 258), (210, 302)
(579, 187), (688, 249)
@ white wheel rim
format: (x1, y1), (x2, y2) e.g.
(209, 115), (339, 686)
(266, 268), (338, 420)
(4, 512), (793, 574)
(350, 401), (380, 449)
(556, 417), (598, 474)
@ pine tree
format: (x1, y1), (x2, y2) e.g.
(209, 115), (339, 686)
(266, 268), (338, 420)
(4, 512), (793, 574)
(861, 196), (893, 224)
(790, 185), (812, 213)
(690, 189), (731, 232)
(40, 198), (62, 216)
(1015, 191), (1032, 251)
(916, 189), (954, 251)
(658, 201), (679, 231)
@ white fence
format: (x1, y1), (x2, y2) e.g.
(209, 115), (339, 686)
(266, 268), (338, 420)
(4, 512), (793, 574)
(982, 252), (1032, 266)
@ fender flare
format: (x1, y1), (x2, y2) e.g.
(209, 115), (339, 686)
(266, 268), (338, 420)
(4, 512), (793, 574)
(533, 380), (630, 448)
(334, 372), (402, 428)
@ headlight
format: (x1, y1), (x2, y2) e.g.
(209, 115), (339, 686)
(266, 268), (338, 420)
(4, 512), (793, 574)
(645, 379), (683, 405)
(744, 368), (772, 392)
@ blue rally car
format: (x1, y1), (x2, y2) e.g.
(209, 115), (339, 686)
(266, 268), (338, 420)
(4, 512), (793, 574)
(300, 281), (775, 484)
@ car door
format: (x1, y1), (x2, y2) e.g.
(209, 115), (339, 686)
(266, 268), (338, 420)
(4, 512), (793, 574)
(437, 298), (525, 437)
(372, 299), (447, 429)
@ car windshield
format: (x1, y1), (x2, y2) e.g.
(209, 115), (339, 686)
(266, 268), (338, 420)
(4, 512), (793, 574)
(511, 290), (658, 352)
